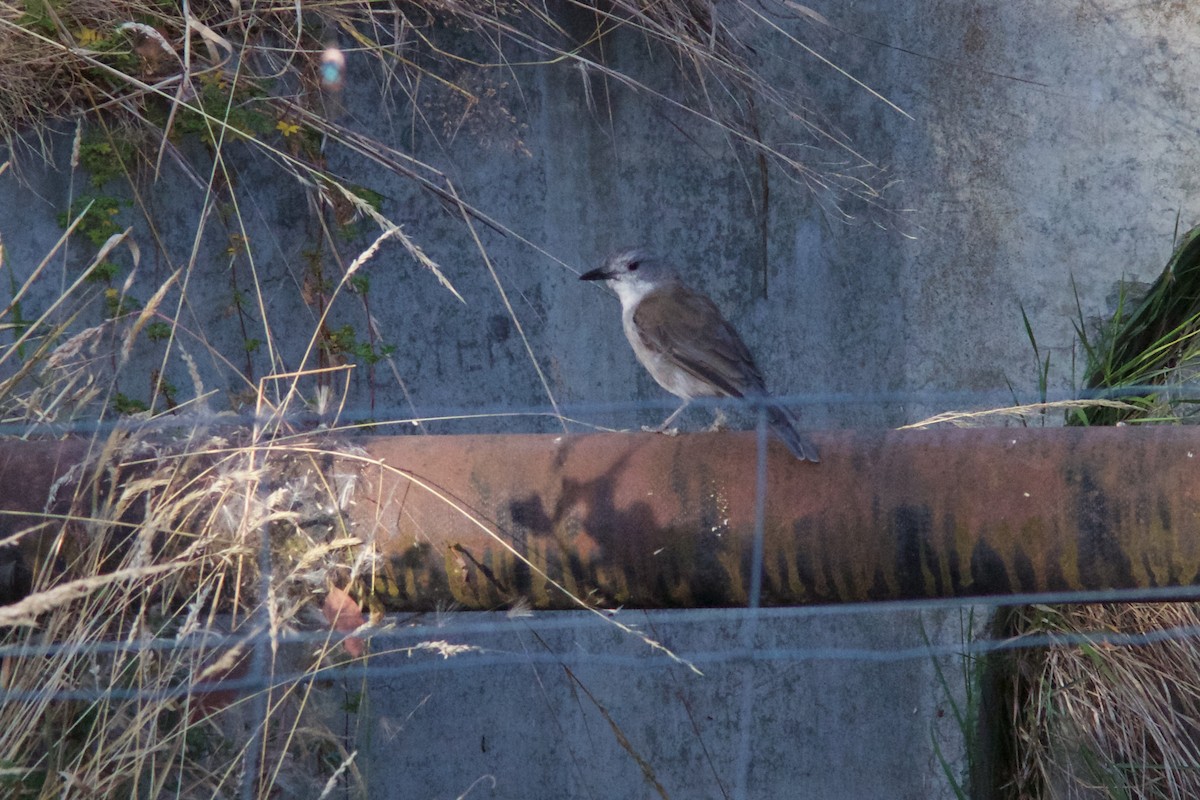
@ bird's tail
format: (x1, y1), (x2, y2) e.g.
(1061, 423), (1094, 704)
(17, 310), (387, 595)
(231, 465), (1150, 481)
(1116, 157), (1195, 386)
(765, 403), (820, 463)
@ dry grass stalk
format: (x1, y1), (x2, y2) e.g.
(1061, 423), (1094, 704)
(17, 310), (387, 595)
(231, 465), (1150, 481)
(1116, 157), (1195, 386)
(902, 399), (1139, 430)
(0, 416), (380, 798)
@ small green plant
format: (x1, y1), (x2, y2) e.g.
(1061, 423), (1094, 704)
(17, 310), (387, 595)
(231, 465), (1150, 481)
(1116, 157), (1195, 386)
(15, 0), (57, 36)
(1002, 303), (1055, 427)
(321, 324), (394, 366)
(103, 287), (140, 319)
(174, 72), (273, 145)
(349, 274), (372, 295)
(77, 135), (137, 188)
(111, 392), (149, 414)
(226, 286), (262, 377)
(153, 370), (179, 408)
(85, 30), (141, 82)
(145, 321), (172, 341)
(87, 260), (121, 283)
(926, 609), (989, 799)
(57, 195), (128, 248)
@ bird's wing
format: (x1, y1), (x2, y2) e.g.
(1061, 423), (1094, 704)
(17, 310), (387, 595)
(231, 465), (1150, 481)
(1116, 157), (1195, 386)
(632, 285), (767, 398)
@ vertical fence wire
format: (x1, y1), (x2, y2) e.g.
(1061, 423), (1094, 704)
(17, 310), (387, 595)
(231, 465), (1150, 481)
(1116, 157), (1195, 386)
(732, 403), (771, 800)
(240, 431), (275, 799)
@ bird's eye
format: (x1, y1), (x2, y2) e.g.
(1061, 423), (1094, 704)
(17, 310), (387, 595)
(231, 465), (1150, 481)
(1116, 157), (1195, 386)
(628, 261), (640, 271)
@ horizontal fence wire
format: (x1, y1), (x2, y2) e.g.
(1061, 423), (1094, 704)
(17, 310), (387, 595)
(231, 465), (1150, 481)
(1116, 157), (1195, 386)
(0, 382), (1189, 437)
(5, 585), (1200, 705)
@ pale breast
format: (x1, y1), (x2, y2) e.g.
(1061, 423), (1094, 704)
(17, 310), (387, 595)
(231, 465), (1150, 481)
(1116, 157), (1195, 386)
(622, 306), (720, 400)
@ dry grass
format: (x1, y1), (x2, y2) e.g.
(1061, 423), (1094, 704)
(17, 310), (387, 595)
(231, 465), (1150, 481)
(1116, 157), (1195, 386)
(1005, 604), (1200, 800)
(0, 181), (383, 794)
(0, 0), (894, 210)
(0, 425), (381, 797)
(0, 234), (688, 796)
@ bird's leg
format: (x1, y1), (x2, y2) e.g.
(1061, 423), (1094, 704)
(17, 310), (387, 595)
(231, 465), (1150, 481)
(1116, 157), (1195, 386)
(643, 401), (689, 436)
(706, 407), (728, 432)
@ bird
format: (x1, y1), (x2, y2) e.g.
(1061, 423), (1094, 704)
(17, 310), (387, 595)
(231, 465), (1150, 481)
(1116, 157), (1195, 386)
(580, 247), (819, 462)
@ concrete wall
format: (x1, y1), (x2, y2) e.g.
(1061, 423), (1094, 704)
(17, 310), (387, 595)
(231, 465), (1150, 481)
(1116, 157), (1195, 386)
(356, 608), (976, 799)
(5, 5), (1192, 430)
(3, 1), (1198, 797)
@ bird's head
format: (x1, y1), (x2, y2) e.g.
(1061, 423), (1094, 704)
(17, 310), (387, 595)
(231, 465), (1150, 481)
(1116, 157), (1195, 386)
(580, 247), (675, 306)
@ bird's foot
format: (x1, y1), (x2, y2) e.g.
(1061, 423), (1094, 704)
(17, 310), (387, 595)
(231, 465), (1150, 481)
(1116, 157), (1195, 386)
(642, 424), (680, 437)
(706, 409), (728, 432)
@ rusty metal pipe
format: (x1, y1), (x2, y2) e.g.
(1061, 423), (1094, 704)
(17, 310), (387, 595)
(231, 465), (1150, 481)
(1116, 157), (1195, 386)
(3, 429), (1196, 609)
(348, 427), (1200, 609)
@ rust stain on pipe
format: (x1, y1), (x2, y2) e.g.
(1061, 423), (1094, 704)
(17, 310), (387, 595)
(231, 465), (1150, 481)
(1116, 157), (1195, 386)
(346, 427), (1200, 610)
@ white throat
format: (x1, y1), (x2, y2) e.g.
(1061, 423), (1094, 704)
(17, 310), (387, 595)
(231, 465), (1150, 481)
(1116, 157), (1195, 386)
(610, 273), (669, 312)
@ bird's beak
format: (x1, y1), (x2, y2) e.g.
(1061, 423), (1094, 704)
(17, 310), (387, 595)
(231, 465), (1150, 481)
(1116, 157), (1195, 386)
(579, 267), (610, 282)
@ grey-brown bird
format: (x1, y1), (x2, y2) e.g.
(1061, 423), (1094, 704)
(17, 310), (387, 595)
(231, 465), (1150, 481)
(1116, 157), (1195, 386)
(580, 247), (819, 462)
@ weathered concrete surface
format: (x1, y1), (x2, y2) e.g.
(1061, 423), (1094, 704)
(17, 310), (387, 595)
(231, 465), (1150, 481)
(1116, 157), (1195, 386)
(3, 0), (1198, 797)
(356, 607), (975, 800)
